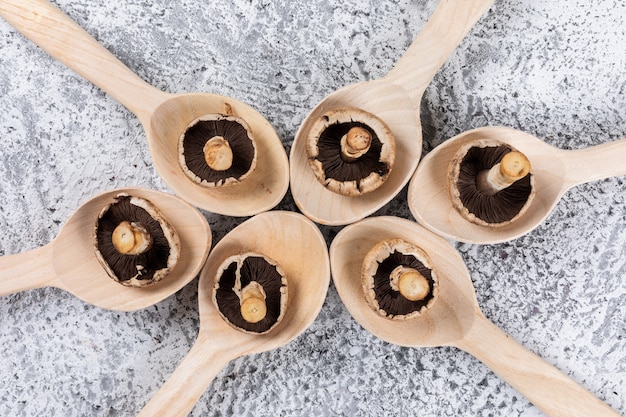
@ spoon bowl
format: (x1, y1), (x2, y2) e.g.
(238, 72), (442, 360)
(330, 216), (621, 417)
(0, 0), (289, 216)
(0, 188), (211, 311)
(290, 0), (494, 225)
(137, 211), (330, 417)
(146, 93), (289, 216)
(408, 126), (626, 243)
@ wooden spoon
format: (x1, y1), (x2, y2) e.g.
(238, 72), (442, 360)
(0, 188), (211, 312)
(0, 0), (289, 216)
(408, 126), (626, 243)
(289, 0), (494, 225)
(330, 216), (621, 417)
(137, 211), (330, 417)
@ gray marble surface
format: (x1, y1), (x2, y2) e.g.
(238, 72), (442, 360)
(0, 0), (625, 416)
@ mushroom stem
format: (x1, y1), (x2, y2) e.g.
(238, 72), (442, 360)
(476, 151), (531, 195)
(111, 221), (153, 255)
(340, 126), (372, 161)
(240, 281), (267, 324)
(391, 266), (430, 301)
(203, 136), (234, 171)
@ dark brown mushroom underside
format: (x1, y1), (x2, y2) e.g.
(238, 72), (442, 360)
(457, 145), (532, 224)
(95, 196), (171, 283)
(313, 122), (389, 192)
(215, 256), (285, 333)
(182, 119), (255, 183)
(373, 250), (435, 316)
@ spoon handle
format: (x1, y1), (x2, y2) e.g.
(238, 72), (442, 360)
(0, 244), (58, 296)
(137, 332), (231, 417)
(385, 0), (494, 103)
(563, 138), (626, 186)
(0, 0), (167, 122)
(455, 314), (620, 417)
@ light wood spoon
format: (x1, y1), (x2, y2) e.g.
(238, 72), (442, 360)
(289, 0), (494, 226)
(408, 126), (626, 243)
(0, 0), (289, 216)
(137, 211), (330, 417)
(330, 216), (621, 417)
(0, 188), (211, 311)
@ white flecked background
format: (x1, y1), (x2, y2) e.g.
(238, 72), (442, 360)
(1, 0), (625, 416)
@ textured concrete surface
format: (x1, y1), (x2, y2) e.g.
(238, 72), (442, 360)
(0, 0), (625, 416)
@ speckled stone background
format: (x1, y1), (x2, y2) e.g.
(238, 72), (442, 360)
(0, 0), (625, 416)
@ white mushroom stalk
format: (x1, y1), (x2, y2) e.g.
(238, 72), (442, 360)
(203, 136), (233, 171)
(239, 281), (267, 324)
(476, 151), (531, 196)
(340, 126), (372, 161)
(390, 266), (430, 302)
(112, 221), (153, 255)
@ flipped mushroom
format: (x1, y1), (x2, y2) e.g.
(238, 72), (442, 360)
(448, 139), (535, 227)
(94, 194), (180, 287)
(213, 253), (288, 334)
(361, 238), (438, 320)
(306, 107), (396, 197)
(179, 114), (257, 188)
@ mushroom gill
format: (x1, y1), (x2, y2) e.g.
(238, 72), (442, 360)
(448, 140), (534, 227)
(94, 194), (180, 287)
(306, 107), (395, 197)
(179, 114), (257, 188)
(362, 238), (438, 320)
(213, 253), (288, 334)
